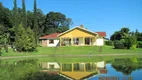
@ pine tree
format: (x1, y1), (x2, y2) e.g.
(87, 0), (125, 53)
(34, 0), (39, 46)
(25, 27), (36, 51)
(15, 24), (27, 52)
(34, 0), (38, 46)
(13, 0), (18, 43)
(22, 0), (27, 28)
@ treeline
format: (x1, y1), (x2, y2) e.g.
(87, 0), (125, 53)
(108, 27), (142, 49)
(0, 0), (72, 52)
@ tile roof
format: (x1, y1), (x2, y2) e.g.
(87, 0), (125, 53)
(40, 33), (60, 39)
(95, 32), (106, 37)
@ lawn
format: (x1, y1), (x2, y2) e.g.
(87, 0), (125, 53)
(1, 46), (142, 57)
(2, 55), (142, 63)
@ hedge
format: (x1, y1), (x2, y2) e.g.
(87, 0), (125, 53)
(105, 41), (113, 46)
(114, 40), (125, 49)
(137, 41), (142, 48)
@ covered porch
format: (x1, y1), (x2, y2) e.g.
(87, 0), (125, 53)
(59, 37), (96, 46)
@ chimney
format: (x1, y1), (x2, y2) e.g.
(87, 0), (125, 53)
(80, 25), (84, 28)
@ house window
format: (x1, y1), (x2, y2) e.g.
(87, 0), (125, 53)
(49, 39), (54, 44)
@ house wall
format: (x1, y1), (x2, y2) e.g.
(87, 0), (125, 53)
(60, 28), (96, 38)
(94, 38), (104, 46)
(42, 40), (47, 47)
(47, 39), (59, 47)
(41, 62), (60, 69)
(47, 62), (60, 69)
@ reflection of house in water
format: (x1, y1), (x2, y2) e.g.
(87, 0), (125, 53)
(40, 62), (60, 75)
(95, 61), (107, 74)
(60, 62), (97, 80)
(40, 61), (107, 80)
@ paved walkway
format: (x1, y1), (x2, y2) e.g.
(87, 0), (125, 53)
(0, 53), (142, 59)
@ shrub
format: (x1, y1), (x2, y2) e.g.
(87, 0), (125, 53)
(105, 41), (113, 46)
(137, 41), (142, 48)
(114, 40), (125, 49)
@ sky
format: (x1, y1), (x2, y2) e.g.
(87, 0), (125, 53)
(0, 0), (142, 38)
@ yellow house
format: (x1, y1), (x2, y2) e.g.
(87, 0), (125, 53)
(40, 26), (106, 47)
(58, 26), (104, 46)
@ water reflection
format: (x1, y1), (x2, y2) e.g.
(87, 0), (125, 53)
(40, 61), (106, 80)
(88, 58), (142, 80)
(112, 58), (142, 75)
(40, 58), (142, 80)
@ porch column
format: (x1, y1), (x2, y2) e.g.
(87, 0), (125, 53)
(60, 63), (62, 72)
(83, 37), (85, 45)
(84, 63), (86, 72)
(60, 37), (62, 46)
(72, 63), (74, 72)
(71, 37), (74, 46)
(90, 37), (91, 45)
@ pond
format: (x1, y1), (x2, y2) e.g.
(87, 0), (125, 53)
(88, 64), (142, 80)
(1, 58), (141, 80)
(88, 58), (142, 80)
(40, 58), (142, 80)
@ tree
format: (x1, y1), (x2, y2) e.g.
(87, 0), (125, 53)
(27, 10), (34, 29)
(12, 0), (18, 45)
(15, 24), (36, 52)
(36, 9), (46, 36)
(110, 31), (121, 41)
(33, 0), (38, 46)
(15, 24), (27, 52)
(43, 12), (72, 35)
(25, 27), (36, 51)
(22, 0), (27, 28)
(0, 24), (9, 52)
(111, 27), (137, 49)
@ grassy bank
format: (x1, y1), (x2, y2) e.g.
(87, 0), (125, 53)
(1, 46), (142, 56)
(2, 55), (142, 63)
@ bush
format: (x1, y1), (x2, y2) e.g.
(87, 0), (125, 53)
(105, 41), (113, 46)
(114, 40), (125, 49)
(137, 41), (142, 48)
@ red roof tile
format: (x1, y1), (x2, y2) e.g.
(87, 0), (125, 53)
(40, 33), (60, 39)
(99, 69), (107, 74)
(95, 32), (106, 37)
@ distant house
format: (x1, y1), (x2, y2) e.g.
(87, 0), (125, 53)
(40, 26), (106, 47)
(39, 33), (60, 47)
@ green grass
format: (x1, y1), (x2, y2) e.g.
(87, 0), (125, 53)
(2, 55), (142, 63)
(1, 46), (142, 57)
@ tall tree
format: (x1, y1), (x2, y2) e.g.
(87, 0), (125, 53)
(13, 0), (18, 44)
(22, 0), (27, 28)
(15, 24), (27, 52)
(43, 12), (72, 35)
(33, 0), (38, 46)
(0, 24), (9, 52)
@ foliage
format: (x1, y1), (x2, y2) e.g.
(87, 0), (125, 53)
(105, 41), (113, 46)
(15, 24), (36, 52)
(15, 24), (26, 51)
(34, 0), (38, 46)
(111, 27), (138, 49)
(0, 1), (72, 52)
(0, 59), (68, 80)
(25, 27), (36, 51)
(137, 41), (142, 48)
(113, 40), (125, 49)
(21, 72), (68, 80)
(0, 24), (9, 52)
(112, 58), (142, 75)
(135, 29), (142, 41)
(43, 12), (72, 35)
(22, 0), (27, 28)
